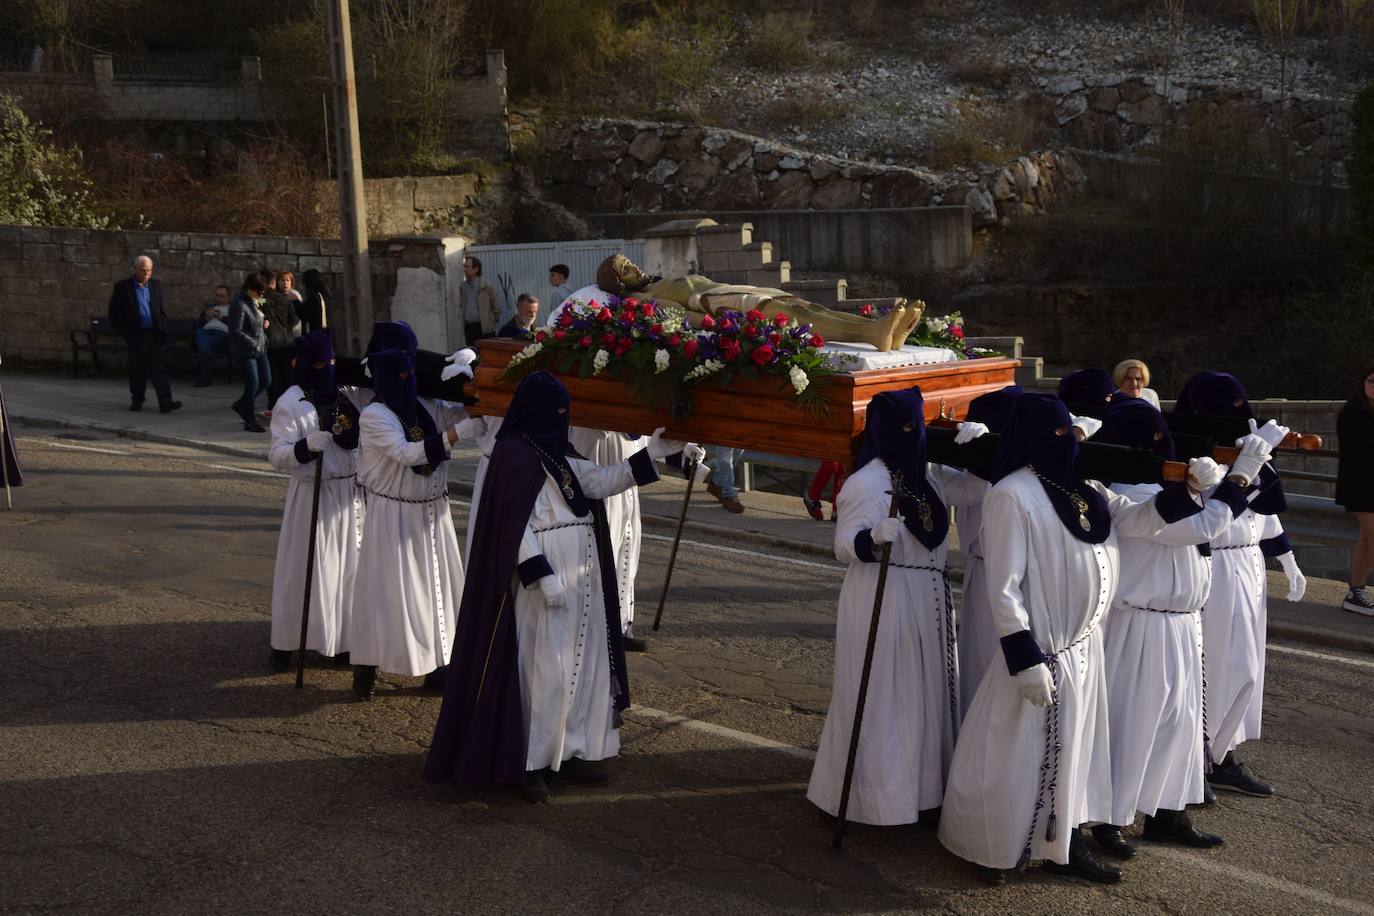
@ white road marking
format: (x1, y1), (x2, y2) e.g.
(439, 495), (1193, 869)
(1146, 845), (1374, 915)
(208, 463), (288, 479)
(543, 781), (808, 805)
(628, 706), (817, 761)
(642, 531), (845, 574)
(36, 440), (131, 456)
(1270, 643), (1374, 670)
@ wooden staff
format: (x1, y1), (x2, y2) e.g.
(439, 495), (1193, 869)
(833, 470), (903, 850)
(651, 457), (697, 632)
(0, 382), (11, 509)
(295, 455), (325, 689)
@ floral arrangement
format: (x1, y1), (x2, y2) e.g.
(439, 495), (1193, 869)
(501, 295), (846, 417)
(855, 304), (1002, 360)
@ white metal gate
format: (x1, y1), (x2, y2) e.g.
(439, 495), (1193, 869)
(466, 239), (643, 325)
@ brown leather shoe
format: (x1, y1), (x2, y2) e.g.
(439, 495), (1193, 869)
(707, 483), (744, 513)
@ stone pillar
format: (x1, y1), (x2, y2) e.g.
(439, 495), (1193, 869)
(384, 235), (472, 354)
(637, 218), (718, 279)
(485, 49), (507, 88)
(238, 56), (261, 120)
(92, 54), (113, 95)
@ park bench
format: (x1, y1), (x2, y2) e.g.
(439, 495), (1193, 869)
(70, 317), (234, 381)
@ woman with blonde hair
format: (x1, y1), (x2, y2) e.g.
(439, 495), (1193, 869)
(1113, 359), (1160, 408)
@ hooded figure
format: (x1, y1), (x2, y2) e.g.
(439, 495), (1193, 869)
(1057, 368), (1116, 419)
(1093, 394), (1248, 855)
(0, 374), (22, 492)
(807, 387), (989, 827)
(349, 336), (470, 699)
(266, 330), (366, 668)
(1173, 371), (1304, 798)
(940, 392), (1205, 884)
(424, 371), (686, 802)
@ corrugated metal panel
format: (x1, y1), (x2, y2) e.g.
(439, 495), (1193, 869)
(468, 239), (643, 325)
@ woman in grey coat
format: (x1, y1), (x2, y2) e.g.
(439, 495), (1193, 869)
(227, 272), (270, 432)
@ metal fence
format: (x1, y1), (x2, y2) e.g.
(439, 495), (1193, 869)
(111, 55), (234, 82)
(466, 239), (644, 326)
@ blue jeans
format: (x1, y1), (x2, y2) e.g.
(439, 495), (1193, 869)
(194, 327), (228, 354)
(709, 446), (744, 498)
(234, 353), (270, 419)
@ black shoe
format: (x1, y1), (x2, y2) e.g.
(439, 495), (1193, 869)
(802, 494), (824, 520)
(328, 651), (351, 667)
(1343, 587), (1374, 616)
(244, 420), (266, 433)
(1200, 779), (1217, 807)
(351, 665), (377, 700)
(976, 865), (1006, 886)
(523, 769), (550, 803)
(230, 400), (250, 422)
(622, 635), (648, 653)
(1090, 824), (1137, 859)
(1143, 809), (1224, 848)
(129, 402), (143, 412)
(159, 400), (182, 413)
(556, 758), (610, 786)
(421, 666), (447, 693)
(1042, 829), (1122, 884)
(1208, 755), (1274, 797)
(268, 648), (292, 671)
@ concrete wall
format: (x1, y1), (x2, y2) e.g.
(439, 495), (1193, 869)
(589, 207), (972, 274)
(0, 226), (405, 368)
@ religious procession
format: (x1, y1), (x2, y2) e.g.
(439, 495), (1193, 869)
(248, 254), (1335, 888)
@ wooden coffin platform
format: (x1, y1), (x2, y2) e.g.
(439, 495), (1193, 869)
(471, 339), (1019, 465)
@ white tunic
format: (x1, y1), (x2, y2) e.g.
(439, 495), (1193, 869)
(939, 468), (1170, 868)
(568, 427), (643, 634)
(807, 458), (986, 825)
(1203, 505), (1285, 761)
(1103, 481), (1233, 825)
(954, 485), (996, 719)
(463, 415), (502, 559)
(351, 398), (467, 676)
(514, 453), (653, 772)
(267, 386), (367, 657)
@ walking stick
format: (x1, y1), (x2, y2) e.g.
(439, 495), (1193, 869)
(0, 384), (12, 510)
(833, 471), (903, 850)
(295, 454), (325, 688)
(651, 457), (698, 632)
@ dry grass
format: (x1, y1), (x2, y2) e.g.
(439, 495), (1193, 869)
(762, 88), (854, 128)
(746, 9), (814, 71)
(919, 96), (1054, 170)
(951, 57), (1017, 89)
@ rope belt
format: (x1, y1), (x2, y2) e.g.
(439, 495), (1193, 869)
(1124, 602), (1199, 615)
(968, 553), (985, 563)
(1213, 542), (1258, 551)
(326, 472), (357, 481)
(364, 488), (447, 505)
(886, 562), (959, 745)
(533, 521), (594, 533)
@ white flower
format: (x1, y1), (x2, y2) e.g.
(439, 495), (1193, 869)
(509, 341), (543, 366)
(683, 359), (725, 382)
(654, 348), (670, 374)
(789, 365), (809, 394)
(592, 348), (610, 375)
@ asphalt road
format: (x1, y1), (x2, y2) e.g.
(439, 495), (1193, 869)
(2, 430), (1372, 915)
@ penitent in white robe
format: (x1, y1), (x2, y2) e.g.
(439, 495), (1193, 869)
(463, 415), (502, 560)
(568, 427), (642, 635)
(939, 468), (1170, 869)
(807, 458), (987, 826)
(954, 482), (995, 720)
(351, 398), (468, 676)
(514, 452), (657, 772)
(1202, 505), (1286, 762)
(267, 385), (367, 657)
(1103, 481), (1233, 825)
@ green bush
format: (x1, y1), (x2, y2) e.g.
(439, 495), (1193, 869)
(0, 93), (116, 228)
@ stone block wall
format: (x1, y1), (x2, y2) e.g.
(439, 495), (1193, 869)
(0, 226), (402, 369)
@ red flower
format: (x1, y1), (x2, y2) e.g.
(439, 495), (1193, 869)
(951, 326), (965, 339)
(683, 338), (700, 357)
(668, 333), (682, 347)
(744, 323), (758, 337)
(602, 332), (616, 346)
(700, 314), (716, 329)
(721, 339), (741, 361)
(650, 323), (663, 335)
(641, 302), (655, 317)
(769, 332), (782, 345)
(535, 330), (548, 343)
(558, 312), (573, 327)
(579, 335), (593, 349)
(554, 329), (568, 341)
(746, 309), (766, 322)
(773, 312), (789, 327)
(616, 338), (633, 355)
(809, 334), (825, 348)
(596, 307), (613, 324)
(859, 304), (873, 317)
(751, 344), (774, 365)
(623, 298), (639, 308)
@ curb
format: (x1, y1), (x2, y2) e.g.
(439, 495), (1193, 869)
(1268, 622), (1374, 655)
(14, 413), (267, 462)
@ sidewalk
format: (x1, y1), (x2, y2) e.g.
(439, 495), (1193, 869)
(5, 368), (1372, 653)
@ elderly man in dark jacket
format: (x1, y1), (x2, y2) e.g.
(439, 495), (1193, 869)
(108, 255), (180, 413)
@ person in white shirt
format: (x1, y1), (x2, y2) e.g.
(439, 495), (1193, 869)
(193, 284), (232, 387)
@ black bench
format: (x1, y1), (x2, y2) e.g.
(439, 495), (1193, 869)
(70, 318), (234, 381)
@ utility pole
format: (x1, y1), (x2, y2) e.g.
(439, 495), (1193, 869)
(326, 0), (372, 355)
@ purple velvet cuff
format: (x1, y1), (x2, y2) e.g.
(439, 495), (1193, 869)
(629, 448), (659, 486)
(854, 529), (880, 564)
(294, 438), (315, 464)
(1001, 629), (1047, 675)
(423, 433), (449, 467)
(517, 555), (554, 587)
(1260, 532), (1292, 559)
(1210, 480), (1250, 519)
(1155, 483), (1202, 524)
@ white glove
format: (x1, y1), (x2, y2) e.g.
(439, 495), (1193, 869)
(681, 442), (708, 464)
(870, 516), (906, 545)
(1186, 456), (1225, 492)
(1229, 433), (1273, 486)
(538, 575), (569, 611)
(454, 417), (486, 440)
(306, 430), (333, 452)
(954, 421), (989, 445)
(1069, 414), (1102, 441)
(1278, 552), (1307, 602)
(647, 426), (686, 460)
(1241, 418), (1289, 452)
(440, 347), (478, 381)
(1016, 663), (1055, 707)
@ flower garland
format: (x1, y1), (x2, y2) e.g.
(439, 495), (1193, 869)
(855, 305), (1003, 360)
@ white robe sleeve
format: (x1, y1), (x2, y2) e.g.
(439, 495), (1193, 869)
(833, 471), (886, 565)
(930, 464), (988, 509)
(568, 451), (658, 499)
(431, 398), (469, 430)
(268, 399), (312, 471)
(360, 408), (434, 467)
(979, 486), (1035, 640)
(1096, 481), (1172, 540)
(1114, 485), (1234, 547)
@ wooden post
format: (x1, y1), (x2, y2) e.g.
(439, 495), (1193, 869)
(325, 0), (373, 356)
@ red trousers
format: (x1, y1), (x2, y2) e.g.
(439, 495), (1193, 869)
(807, 461), (846, 502)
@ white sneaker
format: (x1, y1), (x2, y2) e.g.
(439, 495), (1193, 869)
(1342, 587), (1374, 616)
